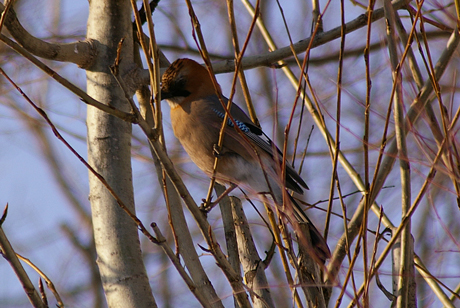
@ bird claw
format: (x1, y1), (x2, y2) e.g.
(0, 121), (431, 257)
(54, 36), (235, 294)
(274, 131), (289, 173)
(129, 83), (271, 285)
(200, 183), (238, 213)
(200, 198), (218, 213)
(212, 144), (221, 157)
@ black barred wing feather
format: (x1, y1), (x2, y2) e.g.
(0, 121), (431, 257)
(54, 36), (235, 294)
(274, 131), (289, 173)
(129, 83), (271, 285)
(211, 100), (308, 193)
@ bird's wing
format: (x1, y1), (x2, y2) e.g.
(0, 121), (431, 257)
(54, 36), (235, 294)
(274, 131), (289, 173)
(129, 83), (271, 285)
(207, 95), (308, 192)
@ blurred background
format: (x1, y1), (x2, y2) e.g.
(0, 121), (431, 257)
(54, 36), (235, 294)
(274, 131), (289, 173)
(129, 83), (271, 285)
(0, 0), (459, 307)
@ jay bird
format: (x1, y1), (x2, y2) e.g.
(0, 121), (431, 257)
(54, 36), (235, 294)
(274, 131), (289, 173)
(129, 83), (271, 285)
(160, 58), (330, 263)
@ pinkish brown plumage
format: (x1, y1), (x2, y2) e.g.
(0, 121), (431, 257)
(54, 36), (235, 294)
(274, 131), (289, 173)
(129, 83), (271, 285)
(161, 58), (330, 263)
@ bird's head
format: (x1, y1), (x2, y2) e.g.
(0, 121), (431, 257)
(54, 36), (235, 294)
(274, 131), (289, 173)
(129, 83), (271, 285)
(159, 58), (221, 108)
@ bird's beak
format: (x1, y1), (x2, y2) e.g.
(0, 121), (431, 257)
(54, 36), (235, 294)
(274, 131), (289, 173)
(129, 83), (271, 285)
(156, 90), (171, 101)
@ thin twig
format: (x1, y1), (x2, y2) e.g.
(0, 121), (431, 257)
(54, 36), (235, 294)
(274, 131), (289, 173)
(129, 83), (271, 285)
(328, 25), (460, 284)
(38, 279), (49, 308)
(16, 254), (64, 307)
(0, 203), (7, 227)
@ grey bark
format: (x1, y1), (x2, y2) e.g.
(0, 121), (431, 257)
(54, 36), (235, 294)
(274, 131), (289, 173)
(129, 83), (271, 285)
(86, 0), (156, 307)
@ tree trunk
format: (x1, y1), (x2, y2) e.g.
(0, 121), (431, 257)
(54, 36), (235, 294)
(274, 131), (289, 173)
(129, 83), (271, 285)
(86, 0), (156, 307)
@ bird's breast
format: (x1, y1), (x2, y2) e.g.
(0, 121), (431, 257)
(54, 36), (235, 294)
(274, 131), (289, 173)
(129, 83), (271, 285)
(170, 104), (219, 174)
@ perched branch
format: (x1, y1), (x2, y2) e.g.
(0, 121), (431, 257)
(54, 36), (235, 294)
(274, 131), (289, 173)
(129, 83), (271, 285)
(231, 196), (275, 308)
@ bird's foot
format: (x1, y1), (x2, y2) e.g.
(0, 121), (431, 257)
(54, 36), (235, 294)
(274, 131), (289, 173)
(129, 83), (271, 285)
(212, 144), (222, 157)
(200, 198), (218, 214)
(200, 183), (238, 213)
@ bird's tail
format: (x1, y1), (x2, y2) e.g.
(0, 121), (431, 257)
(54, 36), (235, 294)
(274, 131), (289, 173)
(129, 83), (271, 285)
(287, 193), (331, 264)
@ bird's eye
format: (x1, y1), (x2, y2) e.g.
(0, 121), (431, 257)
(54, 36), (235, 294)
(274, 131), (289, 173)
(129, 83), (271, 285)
(177, 77), (186, 86)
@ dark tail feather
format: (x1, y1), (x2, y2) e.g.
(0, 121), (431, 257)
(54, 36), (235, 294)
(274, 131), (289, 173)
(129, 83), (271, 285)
(288, 194), (331, 263)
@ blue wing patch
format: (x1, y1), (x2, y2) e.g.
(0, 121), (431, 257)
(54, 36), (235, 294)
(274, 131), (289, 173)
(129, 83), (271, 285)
(212, 108), (250, 133)
(212, 108), (277, 156)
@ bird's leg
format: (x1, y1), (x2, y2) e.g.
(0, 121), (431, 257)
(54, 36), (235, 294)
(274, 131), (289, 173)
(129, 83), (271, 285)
(200, 183), (238, 212)
(212, 144), (222, 157)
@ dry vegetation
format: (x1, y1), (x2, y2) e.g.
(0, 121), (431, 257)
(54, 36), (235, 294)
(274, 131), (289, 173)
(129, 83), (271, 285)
(0, 0), (459, 307)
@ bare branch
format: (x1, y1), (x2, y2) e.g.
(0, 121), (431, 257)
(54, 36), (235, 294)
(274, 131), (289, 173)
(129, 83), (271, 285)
(0, 228), (47, 308)
(231, 196), (275, 308)
(151, 223), (214, 308)
(0, 2), (96, 68)
(0, 33), (136, 122)
(16, 254), (64, 307)
(139, 0), (410, 84)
